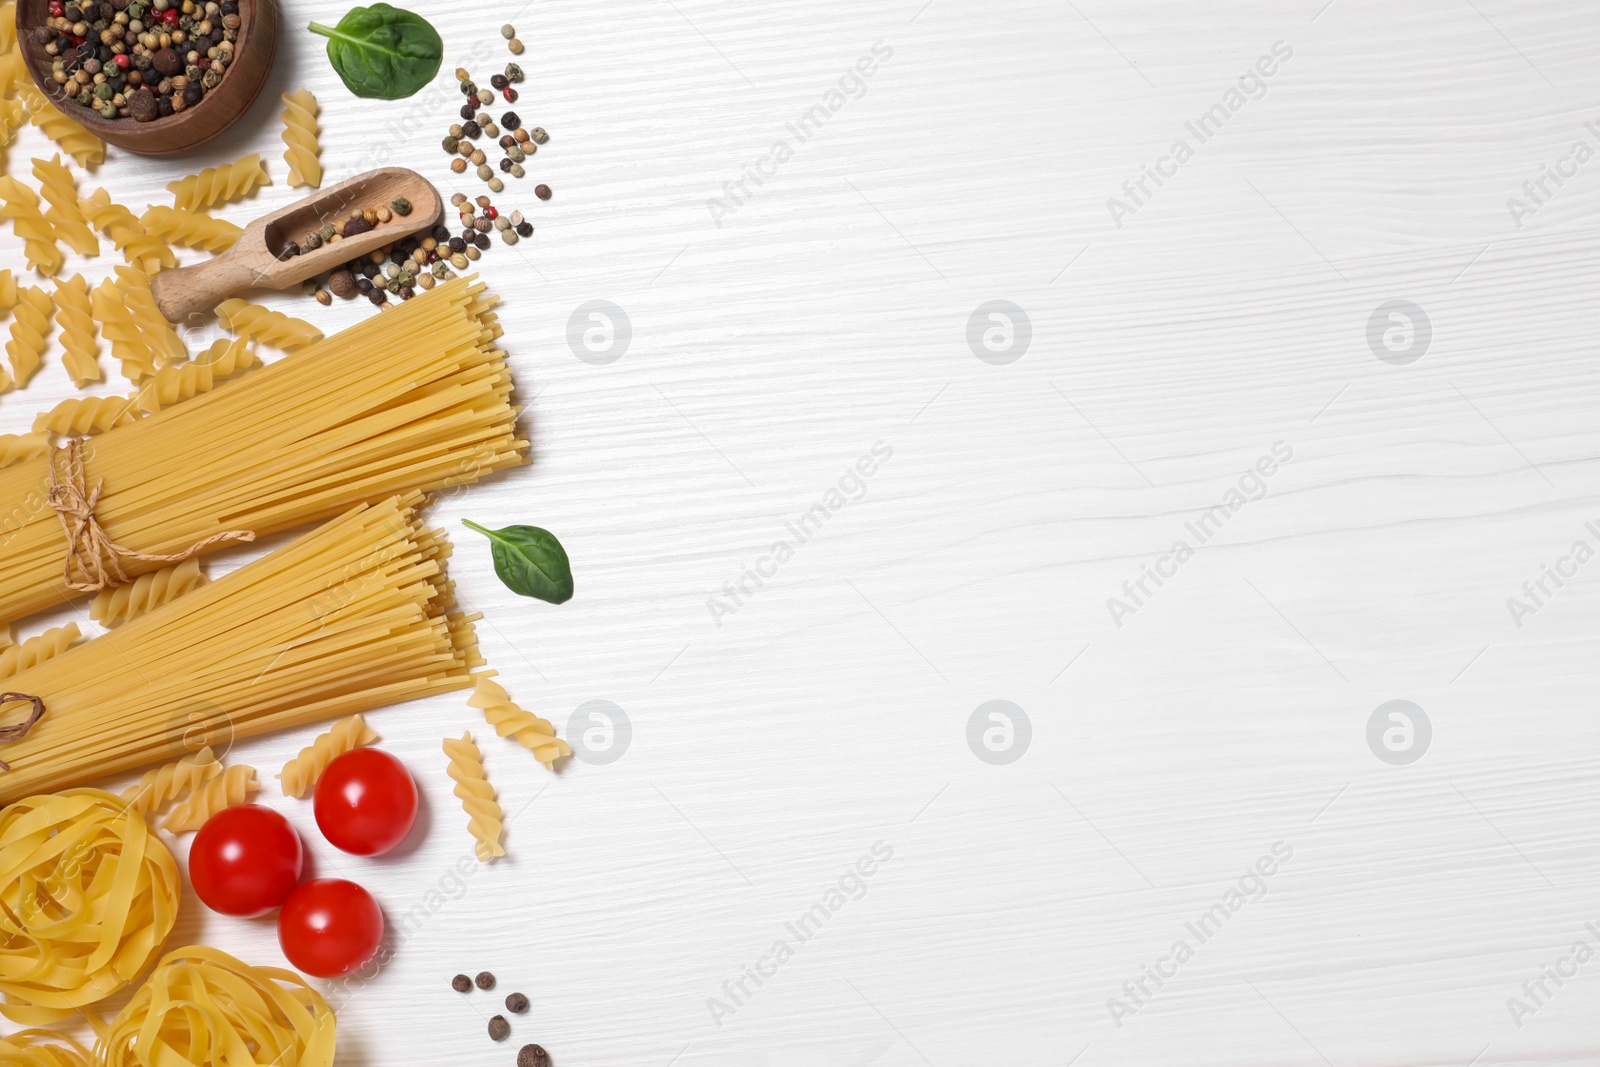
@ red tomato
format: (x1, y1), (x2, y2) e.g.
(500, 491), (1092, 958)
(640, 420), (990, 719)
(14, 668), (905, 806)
(313, 748), (418, 856)
(278, 878), (384, 978)
(188, 804), (303, 917)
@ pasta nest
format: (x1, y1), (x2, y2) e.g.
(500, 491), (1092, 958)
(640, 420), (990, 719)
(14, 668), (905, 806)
(98, 945), (336, 1067)
(0, 789), (180, 1024)
(0, 1028), (93, 1067)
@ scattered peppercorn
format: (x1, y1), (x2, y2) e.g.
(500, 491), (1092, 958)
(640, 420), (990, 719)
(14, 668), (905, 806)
(516, 221), (533, 237)
(490, 73), (507, 90)
(342, 216), (373, 237)
(488, 1016), (510, 1042)
(518, 1045), (549, 1067)
(535, 184), (551, 200)
(508, 37), (523, 54)
(451, 158), (467, 173)
(531, 127), (548, 144)
(488, 177), (504, 192)
(500, 23), (514, 38)
(461, 119), (480, 139)
(329, 269), (357, 298)
(441, 135), (459, 154)
(505, 992), (529, 1014)
(459, 102), (475, 119)
(505, 63), (523, 82)
(501, 111), (520, 130)
(475, 972), (496, 990)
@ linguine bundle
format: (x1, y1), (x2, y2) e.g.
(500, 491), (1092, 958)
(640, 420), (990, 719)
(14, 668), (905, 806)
(0, 495), (484, 803)
(0, 789), (180, 1024)
(0, 276), (526, 627)
(98, 945), (336, 1067)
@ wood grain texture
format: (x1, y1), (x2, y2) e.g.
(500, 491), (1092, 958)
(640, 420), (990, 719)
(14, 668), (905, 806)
(2, 0), (1599, 1064)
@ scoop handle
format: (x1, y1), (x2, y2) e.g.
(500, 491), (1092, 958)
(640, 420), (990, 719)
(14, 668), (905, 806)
(151, 252), (271, 322)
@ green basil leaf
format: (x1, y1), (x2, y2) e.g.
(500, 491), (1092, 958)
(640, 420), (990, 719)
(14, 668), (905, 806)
(463, 521), (574, 604)
(308, 3), (442, 100)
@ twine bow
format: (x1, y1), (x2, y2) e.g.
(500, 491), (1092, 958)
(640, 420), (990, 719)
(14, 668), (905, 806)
(45, 439), (255, 593)
(0, 693), (45, 771)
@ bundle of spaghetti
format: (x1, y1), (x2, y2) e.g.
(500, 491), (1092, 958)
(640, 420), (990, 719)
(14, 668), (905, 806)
(215, 297), (323, 350)
(0, 430), (48, 468)
(33, 393), (140, 436)
(134, 336), (257, 414)
(0, 176), (63, 276)
(468, 674), (571, 769)
(29, 105), (102, 169)
(91, 275), (155, 382)
(280, 713), (378, 798)
(0, 623), (80, 680)
(80, 189), (176, 275)
(139, 204), (240, 252)
(0, 789), (180, 1023)
(52, 274), (101, 387)
(119, 744), (220, 816)
(98, 945), (336, 1067)
(32, 155), (97, 256)
(90, 557), (206, 626)
(166, 151), (270, 210)
(112, 266), (186, 368)
(0, 276), (524, 627)
(0, 1028), (93, 1067)
(0, 495), (485, 802)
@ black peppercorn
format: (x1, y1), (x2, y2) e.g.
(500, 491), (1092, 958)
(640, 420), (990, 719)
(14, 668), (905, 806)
(156, 95), (174, 116)
(499, 134), (516, 149)
(534, 184), (551, 201)
(461, 120), (480, 139)
(431, 224), (451, 243)
(505, 992), (529, 1014)
(501, 111), (520, 130)
(474, 233), (491, 250)
(368, 288), (386, 305)
(516, 221), (533, 237)
(459, 102), (475, 120)
(488, 1015), (510, 1041)
(448, 237), (466, 253)
(451, 974), (472, 993)
(475, 972), (496, 990)
(276, 241), (300, 261)
(498, 158), (513, 173)
(517, 1045), (549, 1067)
(490, 73), (507, 89)
(356, 277), (373, 293)
(400, 286), (415, 300)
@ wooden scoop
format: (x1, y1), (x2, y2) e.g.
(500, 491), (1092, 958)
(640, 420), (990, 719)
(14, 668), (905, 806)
(151, 167), (443, 322)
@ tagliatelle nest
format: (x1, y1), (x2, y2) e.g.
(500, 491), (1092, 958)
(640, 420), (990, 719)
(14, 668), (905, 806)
(98, 946), (337, 1067)
(0, 788), (180, 1024)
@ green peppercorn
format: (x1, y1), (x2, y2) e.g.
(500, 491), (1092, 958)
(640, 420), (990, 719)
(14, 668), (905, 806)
(507, 146), (524, 163)
(510, 163), (525, 179)
(487, 177), (504, 193)
(442, 135), (459, 154)
(391, 197), (412, 216)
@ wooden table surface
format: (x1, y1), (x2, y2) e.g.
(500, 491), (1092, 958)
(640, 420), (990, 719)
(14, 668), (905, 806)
(2, 0), (1598, 1064)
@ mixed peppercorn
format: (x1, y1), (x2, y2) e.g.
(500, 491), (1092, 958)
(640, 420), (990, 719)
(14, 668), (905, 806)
(33, 0), (239, 120)
(443, 25), (553, 199)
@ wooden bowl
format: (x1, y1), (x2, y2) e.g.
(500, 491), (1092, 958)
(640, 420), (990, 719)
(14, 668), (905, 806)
(14, 0), (276, 156)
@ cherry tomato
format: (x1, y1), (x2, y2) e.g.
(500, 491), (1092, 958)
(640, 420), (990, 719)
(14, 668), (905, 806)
(313, 748), (418, 856)
(278, 878), (384, 978)
(188, 804), (303, 917)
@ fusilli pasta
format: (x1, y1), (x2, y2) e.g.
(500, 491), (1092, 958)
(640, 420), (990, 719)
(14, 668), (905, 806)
(0, 622), (80, 680)
(280, 89), (322, 188)
(119, 744), (221, 816)
(135, 336), (258, 413)
(0, 431), (48, 468)
(215, 297), (324, 350)
(31, 394), (137, 437)
(80, 188), (176, 274)
(113, 265), (186, 368)
(91, 557), (207, 626)
(444, 731), (505, 861)
(468, 675), (572, 769)
(162, 763), (259, 833)
(91, 276), (155, 382)
(280, 714), (380, 798)
(0, 2), (16, 51)
(0, 268), (16, 311)
(52, 273), (100, 386)
(167, 151), (271, 210)
(31, 154), (97, 256)
(29, 103), (103, 169)
(140, 204), (242, 252)
(0, 176), (63, 276)
(6, 286), (53, 388)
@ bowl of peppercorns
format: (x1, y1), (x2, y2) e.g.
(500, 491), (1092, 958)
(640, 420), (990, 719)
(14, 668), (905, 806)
(16, 0), (276, 155)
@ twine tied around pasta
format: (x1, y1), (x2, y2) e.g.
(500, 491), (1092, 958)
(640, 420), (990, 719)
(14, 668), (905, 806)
(46, 439), (255, 593)
(0, 693), (45, 770)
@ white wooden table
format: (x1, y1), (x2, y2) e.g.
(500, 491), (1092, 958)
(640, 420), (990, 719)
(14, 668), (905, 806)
(4, 0), (1599, 1063)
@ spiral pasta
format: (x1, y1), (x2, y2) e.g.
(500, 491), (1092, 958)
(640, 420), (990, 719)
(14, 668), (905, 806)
(0, 268), (17, 311)
(0, 623), (81, 680)
(139, 205), (241, 253)
(280, 714), (379, 798)
(166, 151), (271, 211)
(91, 558), (207, 626)
(444, 731), (504, 861)
(468, 675), (571, 769)
(7, 286), (53, 387)
(119, 745), (221, 817)
(0, 431), (48, 469)
(0, 1), (16, 52)
(52, 273), (100, 387)
(215, 298), (324, 351)
(0, 1028), (93, 1067)
(32, 155), (97, 257)
(280, 89), (322, 189)
(0, 176), (63, 276)
(135, 336), (258, 413)
(162, 764), (258, 833)
(112, 266), (186, 369)
(91, 276), (155, 382)
(29, 104), (103, 169)
(80, 189), (176, 275)
(31, 394), (139, 436)
(0, 789), (180, 1023)
(98, 945), (337, 1067)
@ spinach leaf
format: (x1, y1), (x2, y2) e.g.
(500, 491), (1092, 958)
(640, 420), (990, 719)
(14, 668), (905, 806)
(463, 521), (574, 604)
(309, 4), (442, 100)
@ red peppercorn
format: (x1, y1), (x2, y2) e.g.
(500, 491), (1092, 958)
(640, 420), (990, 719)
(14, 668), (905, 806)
(162, 9), (178, 24)
(484, 206), (498, 220)
(502, 87), (517, 103)
(48, 1), (62, 15)
(427, 251), (439, 263)
(69, 34), (84, 45)
(113, 53), (129, 68)
(197, 56), (210, 69)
